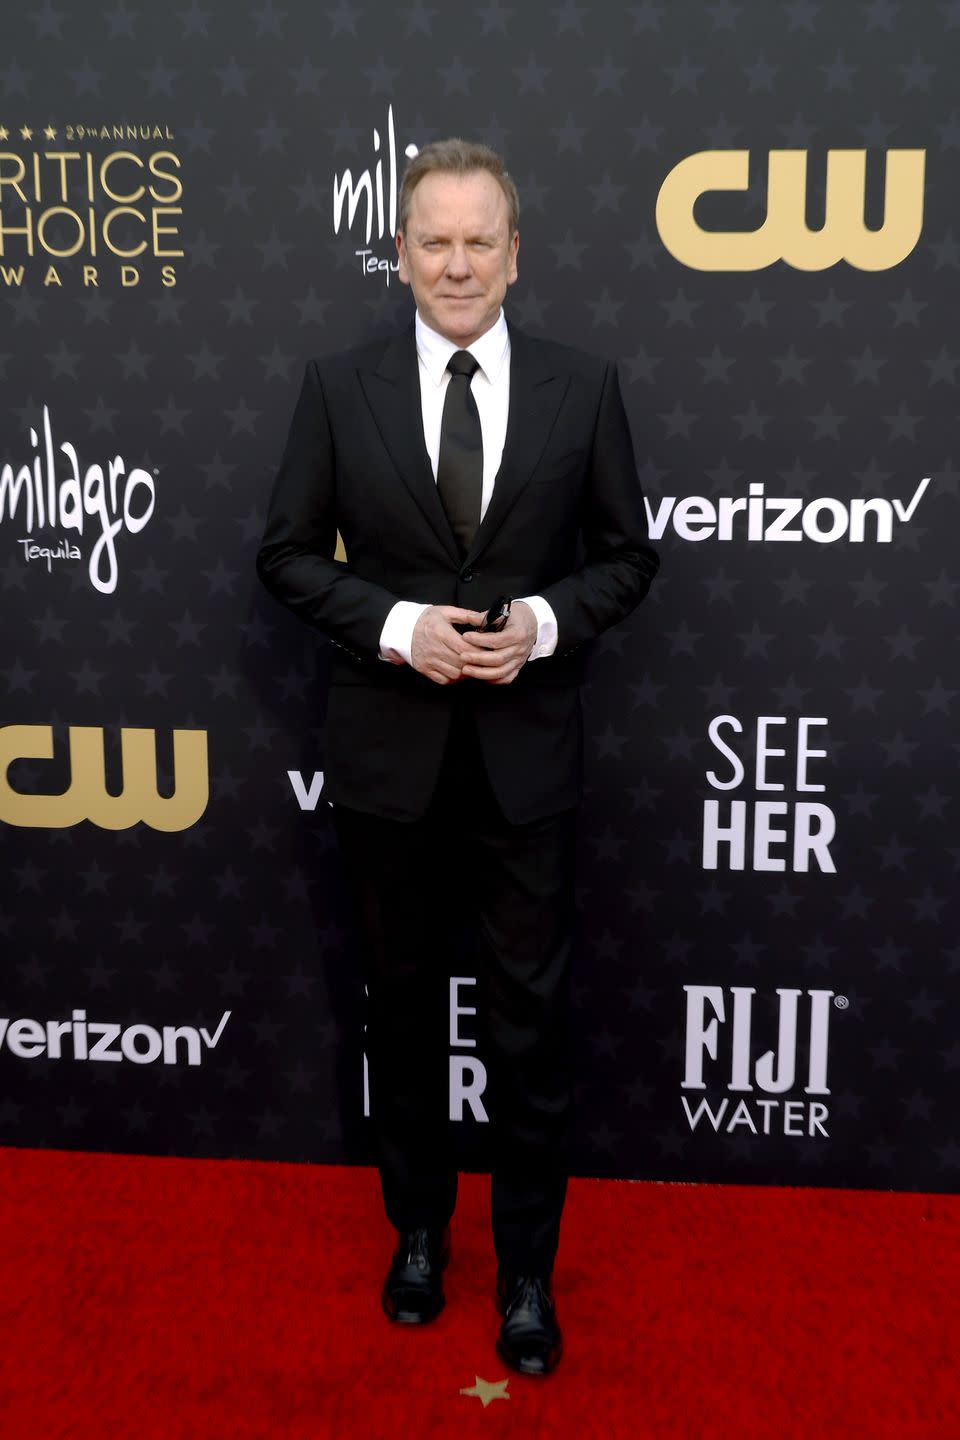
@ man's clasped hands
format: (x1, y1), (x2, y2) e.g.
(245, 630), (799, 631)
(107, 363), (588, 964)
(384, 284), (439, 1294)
(410, 601), (538, 687)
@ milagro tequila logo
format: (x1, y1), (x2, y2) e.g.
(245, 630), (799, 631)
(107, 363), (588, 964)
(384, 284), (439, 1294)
(333, 105), (419, 286)
(0, 404), (157, 592)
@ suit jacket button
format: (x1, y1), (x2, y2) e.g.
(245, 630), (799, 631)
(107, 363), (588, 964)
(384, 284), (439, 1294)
(461, 569), (474, 582)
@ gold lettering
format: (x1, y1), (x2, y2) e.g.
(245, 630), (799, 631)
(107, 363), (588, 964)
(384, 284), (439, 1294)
(99, 151), (145, 204)
(0, 207), (34, 257)
(102, 205), (147, 258)
(655, 148), (925, 272)
(0, 725), (208, 831)
(0, 153), (27, 202)
(151, 207), (183, 256)
(44, 152), (82, 203)
(148, 151), (183, 204)
(36, 205), (85, 258)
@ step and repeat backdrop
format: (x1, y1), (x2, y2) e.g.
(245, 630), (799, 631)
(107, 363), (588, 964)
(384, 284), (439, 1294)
(1, 2), (956, 1192)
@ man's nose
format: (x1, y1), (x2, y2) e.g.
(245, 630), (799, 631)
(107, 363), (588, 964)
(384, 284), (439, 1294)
(445, 244), (472, 277)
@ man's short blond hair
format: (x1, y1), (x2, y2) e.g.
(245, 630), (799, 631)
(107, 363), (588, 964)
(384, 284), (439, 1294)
(398, 138), (520, 237)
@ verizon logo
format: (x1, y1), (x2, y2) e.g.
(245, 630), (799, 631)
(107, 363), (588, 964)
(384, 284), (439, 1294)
(645, 477), (930, 544)
(0, 1008), (231, 1066)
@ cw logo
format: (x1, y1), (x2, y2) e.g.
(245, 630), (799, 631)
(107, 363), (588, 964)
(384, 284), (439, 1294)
(0, 724), (208, 831)
(656, 149), (925, 271)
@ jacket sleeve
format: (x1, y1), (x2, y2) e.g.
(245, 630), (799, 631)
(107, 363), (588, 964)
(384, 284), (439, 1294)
(256, 361), (401, 662)
(539, 360), (659, 654)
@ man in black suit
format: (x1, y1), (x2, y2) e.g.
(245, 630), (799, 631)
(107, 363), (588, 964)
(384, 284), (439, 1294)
(257, 139), (658, 1376)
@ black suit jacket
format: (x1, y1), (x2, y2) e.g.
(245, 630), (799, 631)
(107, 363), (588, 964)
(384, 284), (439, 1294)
(257, 320), (659, 823)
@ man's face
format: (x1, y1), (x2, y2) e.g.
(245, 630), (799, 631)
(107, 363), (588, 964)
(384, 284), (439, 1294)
(397, 170), (519, 346)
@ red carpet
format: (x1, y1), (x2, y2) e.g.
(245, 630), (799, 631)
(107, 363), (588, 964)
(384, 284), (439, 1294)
(0, 1148), (956, 1439)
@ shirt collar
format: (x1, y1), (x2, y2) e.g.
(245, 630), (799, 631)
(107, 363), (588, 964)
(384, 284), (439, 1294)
(415, 308), (510, 387)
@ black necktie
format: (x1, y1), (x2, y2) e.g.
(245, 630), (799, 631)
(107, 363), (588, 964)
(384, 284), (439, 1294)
(436, 349), (482, 556)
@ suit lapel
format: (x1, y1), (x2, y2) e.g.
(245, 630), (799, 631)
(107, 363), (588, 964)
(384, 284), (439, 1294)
(358, 325), (461, 565)
(464, 323), (569, 567)
(357, 321), (569, 571)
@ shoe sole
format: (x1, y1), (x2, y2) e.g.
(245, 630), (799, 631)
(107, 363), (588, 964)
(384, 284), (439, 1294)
(496, 1335), (562, 1376)
(382, 1290), (445, 1325)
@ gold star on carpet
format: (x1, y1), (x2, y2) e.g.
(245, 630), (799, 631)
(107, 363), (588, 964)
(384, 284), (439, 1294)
(0, 126), (8, 140)
(44, 125), (57, 140)
(20, 125), (33, 140)
(459, 1376), (510, 1408)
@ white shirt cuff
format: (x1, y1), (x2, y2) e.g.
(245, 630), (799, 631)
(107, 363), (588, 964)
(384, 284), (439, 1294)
(515, 594), (558, 660)
(379, 600), (430, 666)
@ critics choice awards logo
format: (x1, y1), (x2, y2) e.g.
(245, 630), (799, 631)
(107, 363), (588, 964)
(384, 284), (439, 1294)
(0, 121), (182, 289)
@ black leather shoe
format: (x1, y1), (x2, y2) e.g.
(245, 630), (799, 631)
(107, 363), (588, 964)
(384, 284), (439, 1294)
(495, 1271), (562, 1376)
(381, 1226), (450, 1325)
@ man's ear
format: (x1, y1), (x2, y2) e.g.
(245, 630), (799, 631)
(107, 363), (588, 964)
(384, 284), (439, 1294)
(396, 230), (410, 286)
(507, 230), (519, 286)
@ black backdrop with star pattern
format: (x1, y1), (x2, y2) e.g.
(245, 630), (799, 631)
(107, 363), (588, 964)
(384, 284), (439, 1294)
(1, 0), (957, 1192)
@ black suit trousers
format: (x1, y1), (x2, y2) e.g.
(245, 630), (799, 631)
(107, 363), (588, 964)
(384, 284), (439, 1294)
(333, 692), (576, 1275)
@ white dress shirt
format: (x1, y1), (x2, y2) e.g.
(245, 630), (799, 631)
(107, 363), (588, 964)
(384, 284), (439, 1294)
(378, 308), (559, 665)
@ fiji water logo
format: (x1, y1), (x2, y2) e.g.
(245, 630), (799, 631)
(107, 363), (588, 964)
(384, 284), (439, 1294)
(681, 985), (849, 1139)
(333, 104), (419, 286)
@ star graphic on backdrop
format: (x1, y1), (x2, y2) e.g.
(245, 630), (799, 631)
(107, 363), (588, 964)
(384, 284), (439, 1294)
(553, 0), (586, 30)
(900, 53), (936, 91)
(707, 0), (739, 26)
(864, 0), (899, 29)
(179, 1), (211, 37)
(253, 0), (286, 35)
(738, 289), (775, 326)
(930, 232), (960, 269)
(144, 58), (178, 94)
(402, 0), (435, 33)
(624, 232), (658, 269)
(812, 288), (851, 326)
(441, 56), (473, 93)
(889, 288), (926, 325)
(592, 56), (626, 92)
(744, 55), (779, 91)
(328, 1), (359, 35)
(786, 0), (819, 29)
(936, 111), (960, 149)
(666, 54), (702, 91)
(627, 114), (662, 150)
(822, 50), (857, 89)
(31, 1), (66, 37)
(515, 54), (549, 91)
(550, 113), (585, 152)
(624, 346), (662, 385)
